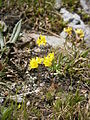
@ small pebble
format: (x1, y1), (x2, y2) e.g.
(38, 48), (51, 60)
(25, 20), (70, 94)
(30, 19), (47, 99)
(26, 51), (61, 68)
(69, 86), (73, 91)
(40, 82), (45, 87)
(26, 101), (30, 106)
(0, 98), (4, 104)
(35, 88), (40, 94)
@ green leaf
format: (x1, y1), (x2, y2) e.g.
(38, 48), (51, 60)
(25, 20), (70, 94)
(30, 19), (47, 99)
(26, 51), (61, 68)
(9, 19), (22, 43)
(81, 49), (90, 58)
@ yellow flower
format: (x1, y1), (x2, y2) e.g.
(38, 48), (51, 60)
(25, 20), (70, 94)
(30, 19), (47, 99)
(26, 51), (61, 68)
(18, 104), (21, 109)
(75, 29), (84, 38)
(43, 56), (52, 67)
(64, 27), (72, 35)
(36, 57), (44, 64)
(36, 35), (47, 46)
(47, 52), (54, 61)
(41, 35), (46, 46)
(29, 58), (38, 69)
(36, 38), (41, 46)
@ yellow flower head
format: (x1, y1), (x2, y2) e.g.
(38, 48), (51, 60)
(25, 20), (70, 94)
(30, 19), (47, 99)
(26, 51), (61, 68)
(36, 38), (41, 46)
(36, 35), (47, 46)
(75, 29), (84, 38)
(47, 52), (54, 61)
(29, 58), (38, 69)
(36, 57), (44, 64)
(64, 27), (72, 35)
(43, 56), (52, 67)
(18, 104), (21, 109)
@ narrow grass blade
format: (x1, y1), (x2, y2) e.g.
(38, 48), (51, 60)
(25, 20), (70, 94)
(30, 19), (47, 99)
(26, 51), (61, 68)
(0, 32), (4, 49)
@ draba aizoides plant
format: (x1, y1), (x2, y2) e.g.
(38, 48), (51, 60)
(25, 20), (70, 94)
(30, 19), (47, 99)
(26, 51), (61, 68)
(29, 35), (54, 70)
(64, 26), (84, 39)
(50, 27), (89, 82)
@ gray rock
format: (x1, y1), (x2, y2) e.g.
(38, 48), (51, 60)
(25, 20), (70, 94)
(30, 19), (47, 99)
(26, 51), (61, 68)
(60, 8), (90, 47)
(55, 0), (62, 10)
(60, 8), (84, 25)
(80, 0), (90, 15)
(22, 32), (65, 48)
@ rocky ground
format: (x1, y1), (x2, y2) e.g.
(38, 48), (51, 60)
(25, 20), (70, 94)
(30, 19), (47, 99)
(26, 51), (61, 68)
(0, 0), (90, 120)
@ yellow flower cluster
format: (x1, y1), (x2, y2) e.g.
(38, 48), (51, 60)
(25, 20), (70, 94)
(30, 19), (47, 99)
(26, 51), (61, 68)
(47, 52), (54, 61)
(29, 57), (43, 69)
(36, 35), (47, 46)
(29, 35), (54, 69)
(75, 29), (84, 38)
(29, 58), (38, 69)
(36, 57), (44, 64)
(64, 27), (72, 35)
(29, 52), (54, 69)
(43, 52), (54, 67)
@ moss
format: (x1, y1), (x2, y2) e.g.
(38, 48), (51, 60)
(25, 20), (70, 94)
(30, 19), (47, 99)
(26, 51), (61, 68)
(62, 0), (80, 12)
(46, 92), (54, 102)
